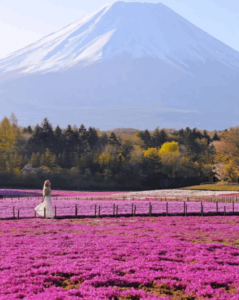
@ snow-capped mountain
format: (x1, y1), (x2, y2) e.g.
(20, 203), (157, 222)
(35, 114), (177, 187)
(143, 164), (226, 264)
(0, 1), (239, 130)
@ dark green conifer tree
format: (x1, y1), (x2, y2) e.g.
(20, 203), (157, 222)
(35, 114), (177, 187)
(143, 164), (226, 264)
(108, 132), (120, 146)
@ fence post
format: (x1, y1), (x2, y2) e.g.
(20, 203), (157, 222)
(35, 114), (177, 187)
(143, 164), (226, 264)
(44, 207), (46, 218)
(116, 205), (118, 217)
(95, 204), (97, 217)
(166, 202), (168, 216)
(75, 205), (77, 218)
(13, 206), (15, 219)
(134, 205), (136, 216)
(98, 206), (101, 218)
(149, 202), (151, 216)
(224, 206), (226, 216)
(185, 204), (187, 217)
(201, 202), (203, 216)
(113, 204), (115, 216)
(55, 206), (57, 218)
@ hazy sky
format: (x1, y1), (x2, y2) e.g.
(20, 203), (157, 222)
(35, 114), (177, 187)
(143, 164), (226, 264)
(0, 0), (238, 59)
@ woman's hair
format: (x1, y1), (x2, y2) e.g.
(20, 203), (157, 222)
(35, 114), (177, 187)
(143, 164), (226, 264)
(44, 180), (51, 187)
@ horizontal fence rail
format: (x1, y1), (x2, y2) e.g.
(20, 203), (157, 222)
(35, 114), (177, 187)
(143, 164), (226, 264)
(1, 196), (239, 219)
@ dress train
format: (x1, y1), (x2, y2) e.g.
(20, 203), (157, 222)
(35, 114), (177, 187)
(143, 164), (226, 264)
(35, 196), (54, 219)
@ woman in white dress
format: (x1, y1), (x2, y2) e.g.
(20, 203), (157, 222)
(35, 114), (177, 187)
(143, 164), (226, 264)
(35, 180), (54, 219)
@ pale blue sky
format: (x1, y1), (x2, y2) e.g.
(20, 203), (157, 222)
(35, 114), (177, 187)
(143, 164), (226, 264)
(0, 0), (238, 59)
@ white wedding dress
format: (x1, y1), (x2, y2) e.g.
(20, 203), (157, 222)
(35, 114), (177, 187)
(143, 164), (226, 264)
(35, 187), (54, 219)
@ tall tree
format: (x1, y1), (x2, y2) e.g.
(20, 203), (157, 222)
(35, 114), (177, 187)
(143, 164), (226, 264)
(30, 152), (41, 168)
(54, 125), (63, 154)
(79, 124), (87, 134)
(28, 124), (44, 154)
(212, 132), (220, 141)
(54, 125), (62, 138)
(178, 127), (200, 159)
(202, 129), (211, 145)
(30, 153), (37, 167)
(87, 127), (99, 149)
(9, 113), (18, 126)
(11, 153), (22, 173)
(40, 148), (55, 168)
(0, 117), (16, 153)
(40, 118), (55, 151)
(141, 130), (152, 149)
(108, 132), (120, 146)
(215, 127), (239, 164)
(213, 127), (239, 181)
(152, 128), (167, 149)
(143, 148), (161, 173)
(63, 125), (80, 159)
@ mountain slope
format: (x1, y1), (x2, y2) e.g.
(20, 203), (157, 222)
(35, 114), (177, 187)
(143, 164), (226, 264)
(0, 1), (239, 130)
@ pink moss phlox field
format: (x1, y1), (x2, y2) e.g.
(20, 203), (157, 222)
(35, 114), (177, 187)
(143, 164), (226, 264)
(1, 217), (239, 299)
(0, 189), (121, 197)
(2, 189), (239, 201)
(1, 198), (239, 219)
(216, 193), (239, 197)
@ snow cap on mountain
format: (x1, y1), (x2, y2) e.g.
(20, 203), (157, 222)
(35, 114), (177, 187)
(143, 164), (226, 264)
(0, 1), (239, 74)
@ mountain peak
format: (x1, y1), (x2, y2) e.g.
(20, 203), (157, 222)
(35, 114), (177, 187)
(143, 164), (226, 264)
(1, 2), (239, 130)
(0, 1), (239, 75)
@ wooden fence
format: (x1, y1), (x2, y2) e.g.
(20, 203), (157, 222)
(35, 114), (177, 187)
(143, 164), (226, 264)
(4, 200), (239, 220)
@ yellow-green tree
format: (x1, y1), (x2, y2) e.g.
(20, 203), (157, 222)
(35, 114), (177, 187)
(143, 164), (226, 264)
(117, 152), (125, 168)
(132, 131), (145, 148)
(40, 148), (55, 168)
(128, 145), (144, 174)
(159, 141), (179, 155)
(98, 152), (111, 169)
(143, 148), (161, 173)
(0, 117), (16, 153)
(213, 127), (239, 182)
(30, 153), (37, 167)
(130, 145), (144, 164)
(144, 148), (160, 161)
(10, 153), (22, 173)
(159, 141), (180, 177)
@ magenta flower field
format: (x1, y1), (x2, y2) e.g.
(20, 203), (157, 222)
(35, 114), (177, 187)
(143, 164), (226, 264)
(1, 216), (239, 299)
(0, 189), (121, 198)
(1, 198), (239, 219)
(1, 189), (239, 219)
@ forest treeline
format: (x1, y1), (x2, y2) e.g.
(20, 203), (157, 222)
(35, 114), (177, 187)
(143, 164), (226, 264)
(0, 113), (236, 190)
